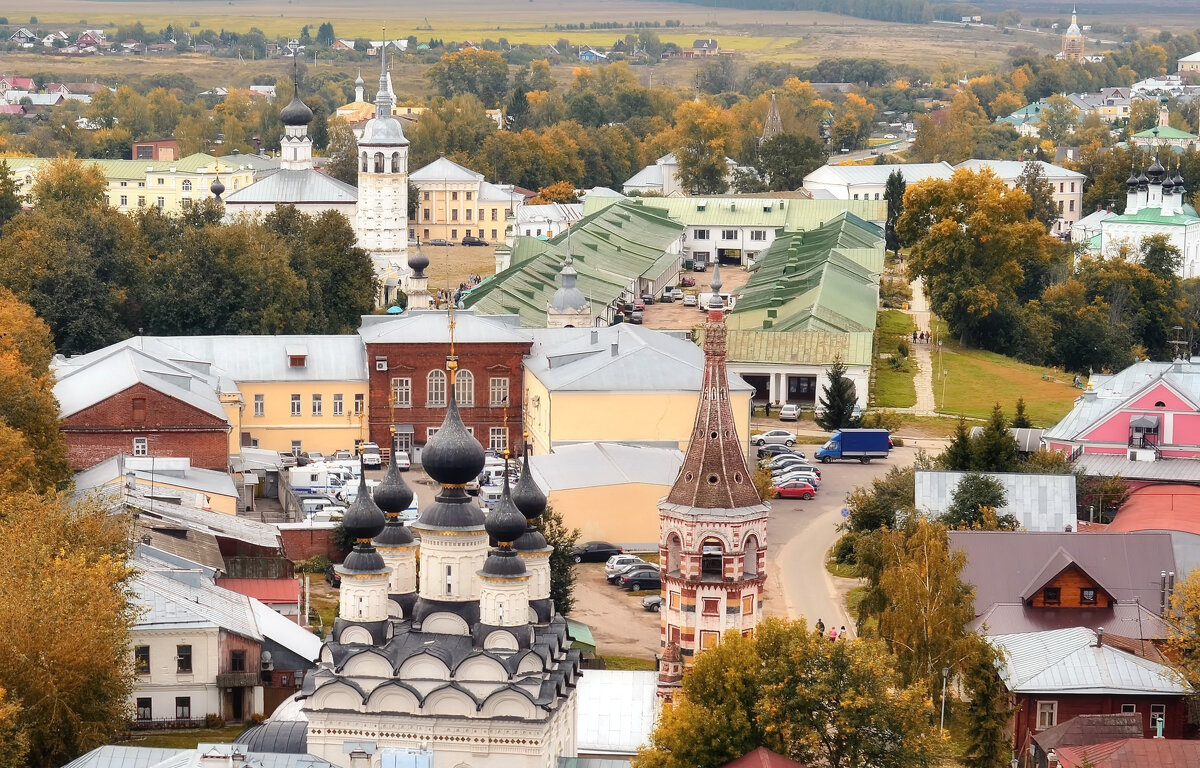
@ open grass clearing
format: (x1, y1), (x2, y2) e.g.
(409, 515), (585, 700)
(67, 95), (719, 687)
(873, 309), (917, 409)
(118, 725), (245, 748)
(933, 343), (1079, 426)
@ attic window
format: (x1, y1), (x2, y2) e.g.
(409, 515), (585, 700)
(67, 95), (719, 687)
(288, 355), (307, 368)
(1155, 401), (1166, 408)
(1081, 587), (1097, 605)
(1042, 587), (1061, 605)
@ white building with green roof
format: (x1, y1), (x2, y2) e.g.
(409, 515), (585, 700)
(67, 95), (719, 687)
(1092, 158), (1200, 278)
(1131, 104), (1198, 151)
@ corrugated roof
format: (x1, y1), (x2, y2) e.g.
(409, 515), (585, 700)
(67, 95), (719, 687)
(62, 746), (188, 768)
(582, 195), (886, 229)
(1106, 205), (1200, 225)
(1033, 714), (1145, 752)
(954, 159), (1086, 180)
(574, 670), (658, 755)
(54, 346), (227, 421)
(75, 454), (240, 501)
(11, 152), (232, 179)
(1108, 484), (1200, 534)
(914, 470), (1077, 532)
(720, 329), (873, 367)
(250, 597), (321, 662)
(1133, 125), (1197, 139)
(216, 577), (300, 603)
(223, 168), (357, 204)
(803, 162), (955, 187)
(969, 602), (1169, 640)
(530, 442), (683, 491)
(989, 626), (1189, 695)
(144, 335), (366, 383)
(133, 568), (261, 640)
(1057, 738), (1200, 768)
(358, 309), (528, 344)
(949, 530), (1177, 617)
(1046, 360), (1200, 442)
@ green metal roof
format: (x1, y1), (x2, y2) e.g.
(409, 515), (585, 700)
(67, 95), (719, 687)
(463, 200), (684, 327)
(1107, 206), (1200, 225)
(581, 195), (886, 231)
(1132, 125), (1197, 140)
(713, 329), (874, 367)
(728, 212), (883, 335)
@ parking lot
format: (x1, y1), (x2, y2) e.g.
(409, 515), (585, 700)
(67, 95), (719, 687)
(571, 561), (663, 659)
(640, 264), (752, 331)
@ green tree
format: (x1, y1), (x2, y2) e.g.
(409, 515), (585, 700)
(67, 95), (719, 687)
(634, 618), (941, 768)
(1015, 160), (1060, 232)
(816, 357), (858, 431)
(1011, 397), (1032, 428)
(29, 156), (108, 209)
(884, 168), (906, 256)
(1037, 94), (1079, 146)
(426, 49), (511, 108)
(757, 133), (826, 191)
(316, 21), (335, 47)
(972, 403), (1020, 471)
(1140, 233), (1183, 281)
(537, 503), (580, 615)
(0, 161), (21, 228)
(939, 417), (974, 471)
(323, 116), (358, 187)
(961, 639), (1013, 768)
(673, 100), (735, 195)
(943, 472), (1017, 530)
(844, 464), (916, 532)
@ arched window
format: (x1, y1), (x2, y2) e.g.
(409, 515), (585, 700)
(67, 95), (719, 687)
(743, 535), (759, 578)
(455, 370), (474, 407)
(666, 533), (682, 575)
(700, 537), (724, 580)
(373, 152), (385, 173)
(361, 152), (368, 172)
(391, 151), (401, 173)
(181, 180), (192, 192)
(427, 369), (447, 407)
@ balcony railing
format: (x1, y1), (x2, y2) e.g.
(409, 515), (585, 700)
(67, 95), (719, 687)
(216, 672), (259, 687)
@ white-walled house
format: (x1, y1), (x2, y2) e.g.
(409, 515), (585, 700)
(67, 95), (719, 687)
(802, 162), (955, 201)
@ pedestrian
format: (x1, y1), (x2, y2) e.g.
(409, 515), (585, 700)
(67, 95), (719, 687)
(829, 626), (838, 642)
(839, 625), (848, 639)
(912, 330), (918, 343)
(815, 618), (825, 634)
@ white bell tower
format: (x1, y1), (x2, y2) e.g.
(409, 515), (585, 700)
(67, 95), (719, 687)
(356, 39), (409, 279)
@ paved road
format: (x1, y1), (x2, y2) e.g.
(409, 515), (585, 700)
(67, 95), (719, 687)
(765, 446), (926, 638)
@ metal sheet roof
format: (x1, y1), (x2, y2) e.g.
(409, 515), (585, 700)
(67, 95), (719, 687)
(954, 159), (1086, 180)
(574, 670), (658, 755)
(223, 168), (357, 204)
(145, 335), (366, 383)
(62, 747), (189, 768)
(914, 470), (1077, 532)
(719, 329), (873, 367)
(358, 309), (527, 344)
(409, 156), (484, 182)
(989, 627), (1189, 695)
(250, 597), (322, 662)
(530, 442), (683, 491)
(803, 162), (955, 187)
(75, 454), (240, 501)
(133, 568), (261, 640)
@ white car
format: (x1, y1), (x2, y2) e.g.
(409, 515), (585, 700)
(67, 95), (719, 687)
(671, 288), (684, 301)
(393, 450), (411, 471)
(360, 442), (382, 467)
(767, 456), (815, 472)
(752, 429), (796, 447)
(605, 554), (645, 579)
(683, 294), (698, 307)
(778, 404), (800, 421)
(773, 470), (821, 488)
(884, 133), (897, 139)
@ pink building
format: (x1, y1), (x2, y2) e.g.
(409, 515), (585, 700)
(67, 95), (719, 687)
(1045, 361), (1200, 461)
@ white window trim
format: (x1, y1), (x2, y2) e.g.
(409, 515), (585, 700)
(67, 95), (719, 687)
(489, 377), (509, 408)
(455, 369), (474, 408)
(333, 393), (344, 416)
(133, 437), (148, 456)
(391, 377), (412, 408)
(253, 395), (264, 417)
(290, 395), (301, 417)
(427, 370), (447, 408)
(312, 394), (323, 416)
(1036, 700), (1057, 730)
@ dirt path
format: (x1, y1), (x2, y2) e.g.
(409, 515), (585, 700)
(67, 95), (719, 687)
(569, 562), (661, 659)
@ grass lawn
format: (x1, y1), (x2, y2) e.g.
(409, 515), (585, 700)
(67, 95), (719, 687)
(118, 725), (245, 748)
(873, 309), (917, 409)
(933, 344), (1079, 425)
(601, 655), (658, 671)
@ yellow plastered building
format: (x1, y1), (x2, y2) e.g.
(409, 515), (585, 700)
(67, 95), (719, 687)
(409, 157), (523, 244)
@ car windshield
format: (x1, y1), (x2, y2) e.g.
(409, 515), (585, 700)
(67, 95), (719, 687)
(822, 440), (836, 449)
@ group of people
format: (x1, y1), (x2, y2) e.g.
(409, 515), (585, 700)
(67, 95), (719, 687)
(911, 330), (932, 343)
(814, 618), (849, 642)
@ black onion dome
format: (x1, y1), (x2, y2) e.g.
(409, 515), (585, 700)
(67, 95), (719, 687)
(408, 244), (429, 278)
(280, 94), (314, 126)
(482, 548), (527, 577)
(343, 543), (386, 572)
(1149, 157), (1165, 180)
(1137, 169), (1149, 187)
(374, 517), (414, 546)
(512, 455), (546, 523)
(342, 463), (386, 542)
(486, 482), (528, 545)
(1173, 170), (1186, 188)
(514, 526), (548, 552)
(1126, 169), (1140, 187)
(421, 388), (486, 486)
(373, 435), (414, 515)
(211, 177), (225, 198)
(414, 486), (485, 529)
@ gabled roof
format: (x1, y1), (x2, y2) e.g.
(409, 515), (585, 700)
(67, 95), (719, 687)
(134, 567), (262, 640)
(1132, 125), (1197, 140)
(949, 531), (1177, 617)
(1046, 360), (1200, 442)
(53, 345), (227, 421)
(720, 329), (874, 367)
(803, 162), (954, 188)
(989, 626), (1189, 695)
(409, 156), (483, 182)
(75, 454), (240, 501)
(223, 168), (357, 204)
(358, 308), (528, 344)
(954, 159), (1086, 180)
(1016, 547), (1109, 600)
(1056, 738), (1200, 768)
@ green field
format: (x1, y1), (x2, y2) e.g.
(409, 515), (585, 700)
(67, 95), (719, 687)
(118, 725), (244, 748)
(872, 309), (917, 409)
(933, 343), (1080, 426)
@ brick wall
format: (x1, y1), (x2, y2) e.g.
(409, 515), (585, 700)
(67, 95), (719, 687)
(61, 382), (229, 471)
(280, 527), (342, 562)
(364, 341), (531, 454)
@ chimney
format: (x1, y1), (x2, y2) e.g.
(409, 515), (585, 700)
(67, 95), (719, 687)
(610, 341), (619, 357)
(590, 329), (598, 345)
(1095, 627), (1104, 647)
(1161, 570), (1168, 615)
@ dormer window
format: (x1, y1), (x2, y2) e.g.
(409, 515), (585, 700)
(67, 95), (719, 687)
(1081, 587), (1097, 604)
(1043, 587), (1061, 605)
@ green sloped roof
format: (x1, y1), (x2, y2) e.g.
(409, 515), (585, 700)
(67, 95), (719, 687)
(1107, 206), (1200, 225)
(10, 153), (231, 180)
(713, 329), (874, 367)
(728, 212), (882, 335)
(463, 200), (684, 327)
(582, 195), (886, 231)
(1132, 125), (1197, 140)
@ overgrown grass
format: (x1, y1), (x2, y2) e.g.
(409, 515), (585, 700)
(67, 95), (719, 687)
(119, 725), (245, 748)
(601, 654), (658, 671)
(933, 344), (1079, 425)
(873, 309), (917, 409)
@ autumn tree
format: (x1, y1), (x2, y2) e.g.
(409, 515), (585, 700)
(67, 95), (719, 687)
(672, 100), (736, 195)
(0, 687), (27, 768)
(816, 357), (858, 431)
(1015, 160), (1060, 232)
(0, 491), (135, 767)
(530, 181), (578, 204)
(844, 464), (916, 532)
(0, 161), (20, 228)
(634, 619), (941, 768)
(1037, 94), (1079, 146)
(323, 116), (359, 187)
(29, 156), (108, 209)
(1169, 568), (1200, 691)
(830, 92), (876, 150)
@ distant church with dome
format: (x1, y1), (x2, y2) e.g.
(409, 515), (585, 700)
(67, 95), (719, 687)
(237, 335), (581, 766)
(223, 51), (411, 303)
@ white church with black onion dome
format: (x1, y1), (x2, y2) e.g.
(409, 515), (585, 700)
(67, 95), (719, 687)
(239, 344), (581, 767)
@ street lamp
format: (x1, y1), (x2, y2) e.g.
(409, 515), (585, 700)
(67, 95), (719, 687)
(940, 369), (949, 410)
(939, 666), (949, 734)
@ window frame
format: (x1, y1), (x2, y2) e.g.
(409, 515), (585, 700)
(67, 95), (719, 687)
(693, 228), (710, 240)
(700, 630), (720, 650)
(253, 394), (264, 417)
(1042, 587), (1061, 605)
(175, 696), (191, 721)
(701, 597), (720, 616)
(489, 376), (509, 408)
(133, 437), (148, 456)
(454, 369), (474, 407)
(1036, 700), (1057, 730)
(489, 426), (507, 452)
(427, 369), (447, 407)
(176, 644), (192, 673)
(136, 697), (152, 720)
(311, 393), (323, 416)
(290, 394), (301, 417)
(391, 377), (412, 408)
(354, 393), (365, 415)
(1080, 587), (1097, 605)
(230, 650), (246, 672)
(134, 645), (150, 674)
(333, 393), (344, 416)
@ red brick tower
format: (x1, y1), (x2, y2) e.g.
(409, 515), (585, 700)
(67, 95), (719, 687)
(657, 264), (769, 695)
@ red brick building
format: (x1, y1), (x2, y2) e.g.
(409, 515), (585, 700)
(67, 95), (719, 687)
(358, 310), (532, 459)
(54, 346), (229, 471)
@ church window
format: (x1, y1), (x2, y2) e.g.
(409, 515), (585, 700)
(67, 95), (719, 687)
(700, 630), (720, 650)
(391, 377), (411, 407)
(391, 152), (401, 172)
(455, 369), (475, 406)
(176, 644), (192, 673)
(230, 650), (245, 672)
(702, 598), (720, 616)
(489, 377), (509, 407)
(446, 565), (453, 595)
(743, 535), (759, 577)
(701, 538), (724, 579)
(361, 152), (368, 172)
(742, 594), (754, 614)
(175, 697), (191, 720)
(373, 153), (384, 173)
(489, 427), (507, 452)
(427, 369), (447, 407)
(133, 437), (148, 456)
(136, 698), (152, 720)
(134, 645), (150, 674)
(181, 180), (192, 192)
(666, 533), (682, 574)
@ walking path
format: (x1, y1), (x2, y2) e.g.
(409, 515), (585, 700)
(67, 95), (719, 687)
(895, 278), (938, 416)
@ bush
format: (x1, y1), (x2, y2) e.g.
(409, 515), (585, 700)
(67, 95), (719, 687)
(204, 713), (224, 728)
(249, 712), (266, 725)
(296, 555), (331, 574)
(896, 339), (909, 358)
(860, 409), (904, 434)
(832, 531), (859, 565)
(888, 354), (905, 371)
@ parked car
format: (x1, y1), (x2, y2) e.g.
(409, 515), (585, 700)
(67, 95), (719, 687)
(692, 261), (708, 272)
(766, 457), (818, 475)
(360, 442), (382, 467)
(622, 568), (661, 591)
(765, 452), (812, 467)
(773, 470), (821, 489)
(332, 449), (353, 460)
(617, 563), (658, 586)
(774, 480), (817, 500)
(683, 294), (698, 307)
(660, 288), (675, 303)
(428, 238), (451, 246)
(756, 443), (798, 459)
(680, 276), (696, 287)
(608, 561), (655, 583)
(324, 564), (341, 588)
(778, 404), (801, 421)
(633, 300), (646, 312)
(461, 235), (489, 246)
(642, 594), (663, 612)
(629, 311), (644, 325)
(392, 450), (411, 470)
(278, 452), (298, 468)
(572, 541), (623, 563)
(671, 287), (684, 301)
(605, 554), (645, 579)
(751, 429), (796, 447)
(640, 293), (656, 305)
(301, 451), (326, 463)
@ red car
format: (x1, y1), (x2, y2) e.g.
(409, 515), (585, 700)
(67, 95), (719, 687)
(680, 276), (696, 287)
(774, 480), (816, 500)
(633, 300), (646, 311)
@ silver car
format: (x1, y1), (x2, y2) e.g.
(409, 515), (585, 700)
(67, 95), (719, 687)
(751, 429), (796, 447)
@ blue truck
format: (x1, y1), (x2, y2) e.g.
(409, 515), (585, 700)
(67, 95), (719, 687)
(814, 429), (891, 464)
